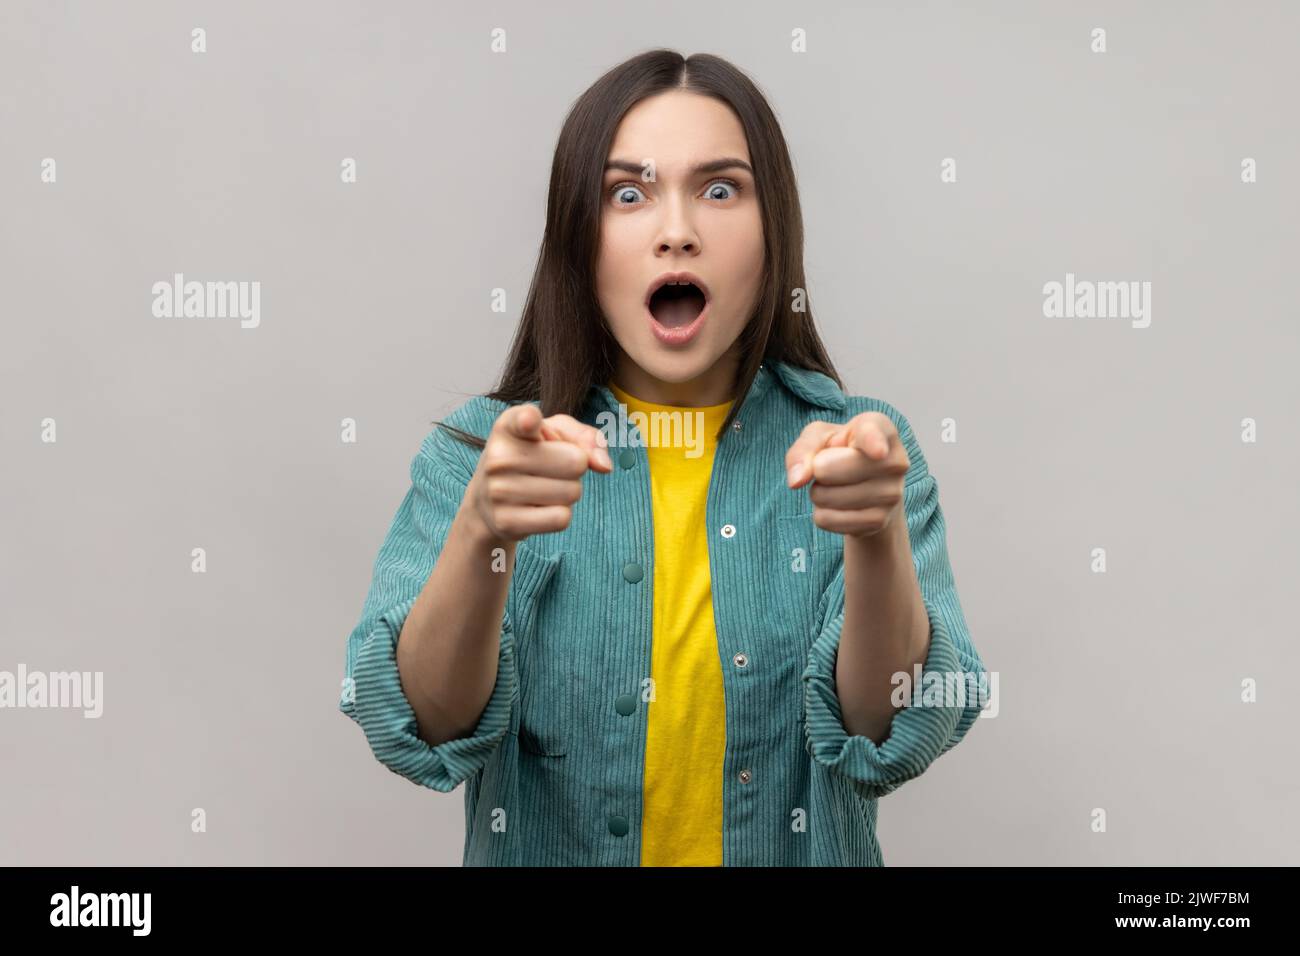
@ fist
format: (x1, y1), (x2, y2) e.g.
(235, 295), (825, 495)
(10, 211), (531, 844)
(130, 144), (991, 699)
(469, 404), (613, 543)
(784, 412), (911, 539)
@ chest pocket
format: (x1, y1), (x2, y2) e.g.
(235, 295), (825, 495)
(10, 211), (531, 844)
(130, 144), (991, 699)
(504, 545), (569, 757)
(776, 512), (845, 642)
(774, 512), (843, 758)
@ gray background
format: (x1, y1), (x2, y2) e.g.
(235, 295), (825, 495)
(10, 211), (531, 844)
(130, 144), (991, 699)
(2, 0), (1297, 865)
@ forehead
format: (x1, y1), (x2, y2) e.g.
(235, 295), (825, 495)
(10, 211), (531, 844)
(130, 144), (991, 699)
(606, 91), (750, 171)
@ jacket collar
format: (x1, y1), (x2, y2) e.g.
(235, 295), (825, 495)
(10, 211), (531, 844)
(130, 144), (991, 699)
(588, 359), (846, 416)
(767, 359), (847, 412)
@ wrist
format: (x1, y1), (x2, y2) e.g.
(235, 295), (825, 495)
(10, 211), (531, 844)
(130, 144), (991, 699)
(845, 504), (908, 555)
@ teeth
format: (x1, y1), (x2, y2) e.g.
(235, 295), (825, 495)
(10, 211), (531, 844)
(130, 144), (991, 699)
(652, 278), (700, 293)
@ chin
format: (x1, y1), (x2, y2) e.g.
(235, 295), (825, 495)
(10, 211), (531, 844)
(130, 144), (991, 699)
(632, 348), (719, 384)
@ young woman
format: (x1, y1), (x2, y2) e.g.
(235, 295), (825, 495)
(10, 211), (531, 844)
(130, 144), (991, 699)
(340, 49), (986, 866)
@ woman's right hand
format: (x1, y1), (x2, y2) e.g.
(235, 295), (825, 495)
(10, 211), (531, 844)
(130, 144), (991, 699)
(467, 404), (614, 544)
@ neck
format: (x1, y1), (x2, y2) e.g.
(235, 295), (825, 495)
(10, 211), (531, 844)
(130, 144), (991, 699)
(610, 349), (741, 407)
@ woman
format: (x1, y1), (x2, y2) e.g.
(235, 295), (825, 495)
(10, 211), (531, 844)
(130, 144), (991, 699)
(340, 49), (987, 866)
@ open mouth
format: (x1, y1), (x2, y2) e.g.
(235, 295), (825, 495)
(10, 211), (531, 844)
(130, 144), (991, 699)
(647, 281), (708, 329)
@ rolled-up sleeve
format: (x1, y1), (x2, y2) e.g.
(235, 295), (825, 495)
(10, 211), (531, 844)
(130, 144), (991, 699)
(803, 407), (988, 801)
(339, 427), (516, 793)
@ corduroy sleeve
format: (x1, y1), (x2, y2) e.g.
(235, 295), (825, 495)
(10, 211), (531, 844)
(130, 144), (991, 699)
(802, 406), (988, 801)
(338, 423), (538, 793)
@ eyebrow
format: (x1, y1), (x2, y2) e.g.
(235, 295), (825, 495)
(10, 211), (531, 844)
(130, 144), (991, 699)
(604, 157), (753, 177)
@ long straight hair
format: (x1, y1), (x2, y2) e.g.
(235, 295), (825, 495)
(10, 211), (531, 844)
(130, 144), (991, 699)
(437, 48), (841, 450)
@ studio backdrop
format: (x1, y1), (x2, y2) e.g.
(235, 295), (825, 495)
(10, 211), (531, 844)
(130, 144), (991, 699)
(2, 0), (1297, 865)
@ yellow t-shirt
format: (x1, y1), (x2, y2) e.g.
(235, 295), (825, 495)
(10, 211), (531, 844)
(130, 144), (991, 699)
(608, 380), (734, 867)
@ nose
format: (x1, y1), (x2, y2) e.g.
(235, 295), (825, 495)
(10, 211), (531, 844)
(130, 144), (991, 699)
(653, 193), (700, 256)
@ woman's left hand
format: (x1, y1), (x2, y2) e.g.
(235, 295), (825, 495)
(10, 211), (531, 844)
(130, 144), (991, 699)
(783, 412), (912, 540)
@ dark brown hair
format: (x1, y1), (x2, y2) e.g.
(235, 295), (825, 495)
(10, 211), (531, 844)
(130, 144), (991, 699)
(436, 48), (841, 450)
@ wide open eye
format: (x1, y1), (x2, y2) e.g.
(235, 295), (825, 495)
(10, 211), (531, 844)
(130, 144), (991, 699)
(702, 179), (741, 201)
(610, 183), (647, 205)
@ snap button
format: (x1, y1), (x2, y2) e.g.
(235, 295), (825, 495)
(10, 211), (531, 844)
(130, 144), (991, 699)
(732, 419), (742, 431)
(720, 524), (736, 539)
(732, 652), (748, 668)
(618, 449), (637, 469)
(738, 769), (752, 784)
(622, 562), (644, 583)
(615, 693), (636, 716)
(608, 814), (630, 837)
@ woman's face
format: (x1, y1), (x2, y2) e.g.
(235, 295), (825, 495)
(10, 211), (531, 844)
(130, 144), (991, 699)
(596, 90), (764, 406)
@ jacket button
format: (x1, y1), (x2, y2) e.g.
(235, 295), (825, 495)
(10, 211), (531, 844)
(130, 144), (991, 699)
(615, 693), (636, 716)
(732, 652), (748, 668)
(720, 524), (736, 539)
(608, 814), (630, 837)
(738, 769), (752, 784)
(733, 419), (742, 431)
(622, 562), (643, 583)
(619, 449), (637, 469)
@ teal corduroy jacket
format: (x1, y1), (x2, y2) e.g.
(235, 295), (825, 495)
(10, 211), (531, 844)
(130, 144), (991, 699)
(340, 360), (986, 865)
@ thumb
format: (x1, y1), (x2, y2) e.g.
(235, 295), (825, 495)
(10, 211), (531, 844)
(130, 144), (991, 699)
(785, 422), (839, 488)
(539, 415), (613, 473)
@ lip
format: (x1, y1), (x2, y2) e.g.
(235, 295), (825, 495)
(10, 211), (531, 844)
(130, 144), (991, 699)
(645, 270), (711, 347)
